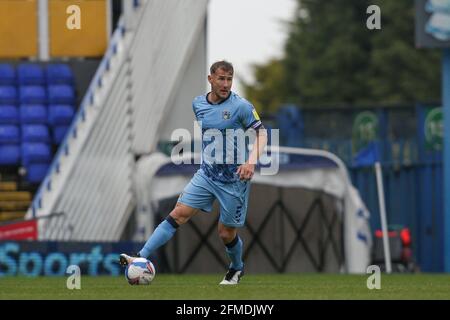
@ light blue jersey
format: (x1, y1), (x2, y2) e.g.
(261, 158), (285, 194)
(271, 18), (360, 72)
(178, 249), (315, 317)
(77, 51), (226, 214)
(193, 91), (263, 183)
(177, 91), (263, 227)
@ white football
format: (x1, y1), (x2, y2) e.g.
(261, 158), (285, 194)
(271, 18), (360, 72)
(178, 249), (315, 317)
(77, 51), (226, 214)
(125, 257), (156, 285)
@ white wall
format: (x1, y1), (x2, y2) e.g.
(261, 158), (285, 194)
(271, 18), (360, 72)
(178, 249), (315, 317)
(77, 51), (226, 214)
(160, 22), (207, 141)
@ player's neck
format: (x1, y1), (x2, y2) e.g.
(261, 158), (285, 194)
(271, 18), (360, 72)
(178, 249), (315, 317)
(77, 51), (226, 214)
(207, 92), (231, 105)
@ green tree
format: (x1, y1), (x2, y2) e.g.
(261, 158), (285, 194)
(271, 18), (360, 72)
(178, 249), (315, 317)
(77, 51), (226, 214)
(241, 59), (287, 114)
(244, 0), (441, 109)
(365, 0), (441, 104)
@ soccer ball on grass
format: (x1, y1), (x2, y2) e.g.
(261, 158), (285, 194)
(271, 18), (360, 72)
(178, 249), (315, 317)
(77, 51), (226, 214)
(125, 257), (156, 285)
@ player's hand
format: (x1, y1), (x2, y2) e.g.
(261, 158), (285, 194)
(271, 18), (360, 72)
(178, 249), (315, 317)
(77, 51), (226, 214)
(237, 163), (255, 181)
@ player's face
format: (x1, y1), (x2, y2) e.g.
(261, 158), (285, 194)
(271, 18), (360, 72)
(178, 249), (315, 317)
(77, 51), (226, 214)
(208, 68), (233, 101)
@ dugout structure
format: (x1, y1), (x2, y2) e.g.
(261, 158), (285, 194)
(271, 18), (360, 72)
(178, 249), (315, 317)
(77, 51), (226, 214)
(134, 147), (372, 274)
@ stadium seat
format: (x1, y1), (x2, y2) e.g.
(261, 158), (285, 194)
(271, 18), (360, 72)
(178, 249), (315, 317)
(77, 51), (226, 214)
(0, 64), (16, 85)
(21, 125), (50, 143)
(48, 85), (75, 105)
(25, 163), (50, 183)
(46, 64), (74, 85)
(53, 125), (70, 144)
(0, 144), (20, 165)
(0, 105), (19, 124)
(48, 105), (75, 126)
(19, 86), (47, 104)
(0, 125), (19, 143)
(21, 143), (51, 166)
(17, 63), (45, 85)
(19, 105), (47, 124)
(0, 86), (17, 104)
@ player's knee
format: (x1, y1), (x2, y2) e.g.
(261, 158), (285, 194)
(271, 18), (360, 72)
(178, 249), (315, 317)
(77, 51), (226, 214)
(169, 209), (188, 225)
(218, 227), (236, 244)
(170, 205), (195, 225)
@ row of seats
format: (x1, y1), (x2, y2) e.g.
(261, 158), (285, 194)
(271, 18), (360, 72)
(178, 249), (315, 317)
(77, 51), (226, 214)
(0, 143), (52, 183)
(0, 63), (77, 184)
(0, 124), (70, 144)
(0, 63), (74, 86)
(0, 143), (51, 165)
(0, 85), (75, 105)
(0, 105), (74, 126)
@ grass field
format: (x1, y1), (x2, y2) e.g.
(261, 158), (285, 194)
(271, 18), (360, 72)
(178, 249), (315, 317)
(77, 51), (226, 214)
(1, 274), (450, 300)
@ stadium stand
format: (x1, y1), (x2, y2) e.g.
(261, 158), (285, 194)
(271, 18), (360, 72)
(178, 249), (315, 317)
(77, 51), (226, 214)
(0, 62), (77, 222)
(0, 0), (135, 232)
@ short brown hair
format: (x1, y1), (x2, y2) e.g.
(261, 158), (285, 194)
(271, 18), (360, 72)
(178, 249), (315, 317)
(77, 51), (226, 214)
(210, 60), (234, 75)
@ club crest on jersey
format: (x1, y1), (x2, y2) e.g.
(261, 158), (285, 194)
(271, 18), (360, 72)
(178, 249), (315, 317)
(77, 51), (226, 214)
(222, 110), (231, 120)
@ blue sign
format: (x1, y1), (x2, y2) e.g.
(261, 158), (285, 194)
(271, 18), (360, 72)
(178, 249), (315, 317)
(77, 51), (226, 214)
(0, 241), (146, 277)
(416, 0), (450, 47)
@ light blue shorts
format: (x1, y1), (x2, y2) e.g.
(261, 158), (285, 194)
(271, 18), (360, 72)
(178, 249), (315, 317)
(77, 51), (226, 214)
(177, 169), (251, 227)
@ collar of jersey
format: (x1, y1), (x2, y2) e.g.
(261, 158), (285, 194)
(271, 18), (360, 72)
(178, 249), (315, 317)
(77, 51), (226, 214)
(206, 92), (232, 105)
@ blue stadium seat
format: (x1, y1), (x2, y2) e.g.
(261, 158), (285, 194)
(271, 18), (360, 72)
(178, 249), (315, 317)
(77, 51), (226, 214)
(19, 104), (47, 124)
(0, 64), (16, 86)
(48, 85), (75, 105)
(0, 86), (17, 104)
(0, 144), (20, 165)
(0, 105), (19, 124)
(0, 125), (19, 143)
(53, 125), (70, 144)
(48, 105), (75, 126)
(21, 125), (50, 143)
(19, 86), (47, 104)
(46, 64), (74, 85)
(17, 63), (45, 85)
(26, 163), (51, 183)
(21, 143), (51, 166)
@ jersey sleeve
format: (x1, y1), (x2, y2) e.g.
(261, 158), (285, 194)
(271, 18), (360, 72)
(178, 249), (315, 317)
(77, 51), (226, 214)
(240, 103), (263, 130)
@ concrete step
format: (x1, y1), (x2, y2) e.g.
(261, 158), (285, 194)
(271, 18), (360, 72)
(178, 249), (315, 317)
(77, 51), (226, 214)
(0, 192), (32, 202)
(0, 211), (26, 222)
(0, 201), (30, 211)
(0, 182), (18, 191)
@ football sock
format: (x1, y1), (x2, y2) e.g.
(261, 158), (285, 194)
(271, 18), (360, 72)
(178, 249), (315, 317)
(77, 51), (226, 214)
(225, 235), (243, 270)
(139, 216), (179, 258)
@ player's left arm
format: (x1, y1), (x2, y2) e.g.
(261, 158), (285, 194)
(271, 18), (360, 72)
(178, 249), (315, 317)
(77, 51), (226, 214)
(237, 104), (268, 180)
(237, 128), (268, 180)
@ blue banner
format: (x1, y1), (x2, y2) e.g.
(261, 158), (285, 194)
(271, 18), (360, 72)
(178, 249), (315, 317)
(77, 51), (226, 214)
(0, 241), (147, 277)
(352, 142), (380, 167)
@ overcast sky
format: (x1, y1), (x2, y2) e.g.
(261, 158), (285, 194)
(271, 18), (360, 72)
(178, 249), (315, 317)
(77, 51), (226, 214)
(207, 0), (297, 95)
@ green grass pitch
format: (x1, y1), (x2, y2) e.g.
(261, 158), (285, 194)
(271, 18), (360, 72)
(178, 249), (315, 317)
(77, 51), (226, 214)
(1, 274), (450, 300)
